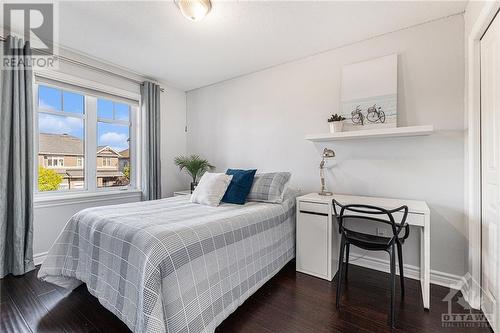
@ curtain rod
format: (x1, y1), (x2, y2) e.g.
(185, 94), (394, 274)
(0, 35), (165, 92)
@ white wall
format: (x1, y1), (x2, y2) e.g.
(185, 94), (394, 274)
(161, 85), (189, 196)
(187, 15), (466, 278)
(33, 48), (187, 260)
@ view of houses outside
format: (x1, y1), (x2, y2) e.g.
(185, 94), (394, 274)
(37, 85), (131, 192)
(38, 133), (130, 190)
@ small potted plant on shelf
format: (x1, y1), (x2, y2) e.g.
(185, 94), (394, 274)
(328, 113), (346, 133)
(174, 155), (215, 192)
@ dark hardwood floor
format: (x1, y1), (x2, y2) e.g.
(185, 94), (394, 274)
(0, 261), (491, 333)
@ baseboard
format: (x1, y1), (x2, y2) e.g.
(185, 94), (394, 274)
(34, 252), (48, 266)
(348, 254), (463, 289)
(349, 255), (475, 309)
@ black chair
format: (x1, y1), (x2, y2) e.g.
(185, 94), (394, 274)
(333, 199), (409, 328)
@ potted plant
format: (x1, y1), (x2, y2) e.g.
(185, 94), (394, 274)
(327, 113), (346, 133)
(174, 155), (215, 192)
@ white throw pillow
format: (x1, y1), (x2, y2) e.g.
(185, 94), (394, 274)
(190, 172), (233, 206)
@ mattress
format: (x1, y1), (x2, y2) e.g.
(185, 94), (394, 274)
(38, 192), (297, 333)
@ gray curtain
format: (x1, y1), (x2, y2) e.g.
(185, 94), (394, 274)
(141, 81), (162, 200)
(0, 36), (35, 278)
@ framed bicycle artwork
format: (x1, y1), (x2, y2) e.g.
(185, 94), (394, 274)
(339, 53), (398, 131)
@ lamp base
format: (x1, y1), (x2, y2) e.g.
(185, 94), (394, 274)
(318, 191), (333, 196)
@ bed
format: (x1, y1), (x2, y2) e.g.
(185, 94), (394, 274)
(38, 191), (297, 333)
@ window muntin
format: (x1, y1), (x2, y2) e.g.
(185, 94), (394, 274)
(35, 82), (137, 194)
(97, 98), (130, 122)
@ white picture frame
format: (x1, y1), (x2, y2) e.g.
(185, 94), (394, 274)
(340, 53), (398, 131)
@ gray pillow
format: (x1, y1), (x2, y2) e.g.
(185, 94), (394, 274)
(247, 172), (291, 203)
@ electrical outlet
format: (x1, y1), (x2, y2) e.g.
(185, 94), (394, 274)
(376, 228), (387, 236)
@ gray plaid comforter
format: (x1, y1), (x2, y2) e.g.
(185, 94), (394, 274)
(38, 193), (296, 333)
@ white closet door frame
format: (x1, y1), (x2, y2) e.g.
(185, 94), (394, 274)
(480, 14), (500, 330)
(467, 2), (500, 310)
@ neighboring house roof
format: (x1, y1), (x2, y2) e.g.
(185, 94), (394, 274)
(97, 146), (121, 157)
(38, 134), (123, 158)
(39, 133), (83, 155)
(119, 149), (129, 158)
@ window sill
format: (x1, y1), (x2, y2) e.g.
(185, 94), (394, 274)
(34, 189), (142, 208)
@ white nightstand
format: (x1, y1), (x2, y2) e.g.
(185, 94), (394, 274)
(173, 190), (191, 197)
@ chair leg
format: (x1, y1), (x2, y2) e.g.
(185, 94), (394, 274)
(336, 236), (346, 309)
(397, 241), (405, 297)
(389, 245), (396, 328)
(345, 243), (350, 282)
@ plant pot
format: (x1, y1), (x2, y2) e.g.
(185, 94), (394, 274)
(190, 182), (198, 193)
(329, 121), (343, 133)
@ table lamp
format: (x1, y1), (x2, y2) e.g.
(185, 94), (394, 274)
(319, 148), (335, 196)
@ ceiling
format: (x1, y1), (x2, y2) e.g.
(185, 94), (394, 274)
(58, 1), (467, 91)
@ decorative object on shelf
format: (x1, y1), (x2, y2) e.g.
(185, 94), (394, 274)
(340, 53), (398, 131)
(318, 148), (335, 196)
(174, 155), (215, 192)
(327, 114), (346, 133)
(175, 0), (212, 22)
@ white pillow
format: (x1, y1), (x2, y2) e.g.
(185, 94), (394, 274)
(190, 172), (233, 206)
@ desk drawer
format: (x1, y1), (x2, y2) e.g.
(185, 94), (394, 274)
(299, 201), (329, 215)
(332, 209), (425, 227)
(402, 212), (425, 227)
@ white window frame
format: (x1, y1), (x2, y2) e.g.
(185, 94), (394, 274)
(35, 83), (87, 193)
(34, 72), (142, 199)
(94, 96), (137, 191)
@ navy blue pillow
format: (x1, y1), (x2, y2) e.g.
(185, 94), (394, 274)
(221, 169), (257, 204)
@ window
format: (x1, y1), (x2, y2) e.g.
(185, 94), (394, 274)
(97, 99), (131, 188)
(102, 157), (111, 167)
(35, 80), (138, 194)
(46, 156), (65, 167)
(37, 85), (84, 192)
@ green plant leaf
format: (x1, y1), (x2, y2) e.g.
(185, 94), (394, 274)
(174, 155), (215, 182)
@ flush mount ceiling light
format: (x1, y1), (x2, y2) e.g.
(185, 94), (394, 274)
(175, 0), (212, 22)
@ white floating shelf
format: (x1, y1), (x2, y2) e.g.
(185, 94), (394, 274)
(305, 125), (434, 142)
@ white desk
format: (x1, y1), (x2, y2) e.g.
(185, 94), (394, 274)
(296, 193), (430, 309)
